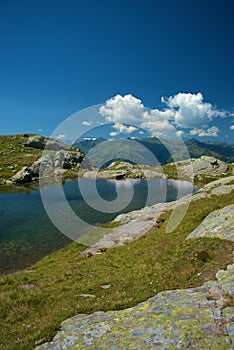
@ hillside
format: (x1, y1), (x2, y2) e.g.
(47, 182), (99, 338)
(73, 137), (234, 165)
(0, 134), (92, 188)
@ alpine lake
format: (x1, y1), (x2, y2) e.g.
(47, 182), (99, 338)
(0, 178), (197, 274)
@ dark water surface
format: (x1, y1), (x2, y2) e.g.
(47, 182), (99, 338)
(0, 178), (196, 274)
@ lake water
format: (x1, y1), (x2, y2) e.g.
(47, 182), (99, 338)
(0, 178), (196, 274)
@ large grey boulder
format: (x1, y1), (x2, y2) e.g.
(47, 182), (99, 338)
(36, 270), (234, 349)
(193, 156), (228, 176)
(187, 204), (234, 241)
(11, 149), (93, 183)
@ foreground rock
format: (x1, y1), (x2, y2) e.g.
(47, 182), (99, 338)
(36, 263), (234, 349)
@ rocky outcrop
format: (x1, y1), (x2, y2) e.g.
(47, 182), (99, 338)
(187, 204), (234, 241)
(179, 156), (228, 178)
(193, 156), (228, 176)
(82, 157), (229, 181)
(24, 135), (70, 151)
(11, 150), (93, 183)
(83, 161), (166, 180)
(10, 166), (33, 183)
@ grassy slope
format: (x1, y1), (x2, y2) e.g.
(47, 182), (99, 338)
(0, 192), (234, 349)
(0, 134), (42, 182)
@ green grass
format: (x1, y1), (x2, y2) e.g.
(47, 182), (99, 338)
(0, 192), (233, 349)
(0, 134), (42, 182)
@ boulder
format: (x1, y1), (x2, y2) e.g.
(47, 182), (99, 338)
(24, 135), (46, 149)
(24, 135), (70, 151)
(193, 156), (228, 176)
(187, 204), (234, 241)
(11, 167), (32, 183)
(36, 272), (234, 349)
(10, 149), (93, 183)
(30, 155), (54, 176)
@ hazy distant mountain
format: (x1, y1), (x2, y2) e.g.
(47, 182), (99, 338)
(73, 137), (234, 166)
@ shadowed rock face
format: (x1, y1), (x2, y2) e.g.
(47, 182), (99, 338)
(35, 178), (234, 350)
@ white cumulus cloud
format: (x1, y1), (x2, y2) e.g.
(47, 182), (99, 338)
(141, 109), (175, 137)
(176, 130), (185, 136)
(112, 122), (137, 134)
(190, 126), (220, 137)
(99, 93), (232, 139)
(230, 125), (234, 130)
(99, 94), (144, 123)
(162, 92), (226, 128)
(109, 131), (118, 136)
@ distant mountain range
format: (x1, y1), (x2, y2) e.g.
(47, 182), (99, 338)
(72, 137), (234, 166)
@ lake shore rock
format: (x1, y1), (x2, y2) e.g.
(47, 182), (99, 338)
(11, 150), (93, 183)
(80, 176), (234, 257)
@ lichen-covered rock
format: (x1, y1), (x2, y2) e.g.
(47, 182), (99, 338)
(187, 205), (234, 241)
(36, 273), (234, 349)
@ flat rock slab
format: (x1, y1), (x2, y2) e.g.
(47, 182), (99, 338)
(36, 271), (234, 349)
(80, 202), (175, 256)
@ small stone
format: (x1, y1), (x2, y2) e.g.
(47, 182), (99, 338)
(101, 284), (111, 289)
(79, 293), (96, 298)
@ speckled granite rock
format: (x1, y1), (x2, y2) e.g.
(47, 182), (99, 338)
(36, 271), (234, 349)
(187, 204), (234, 241)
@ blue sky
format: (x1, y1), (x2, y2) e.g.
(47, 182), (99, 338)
(0, 0), (234, 143)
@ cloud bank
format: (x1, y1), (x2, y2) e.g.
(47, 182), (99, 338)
(99, 93), (233, 139)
